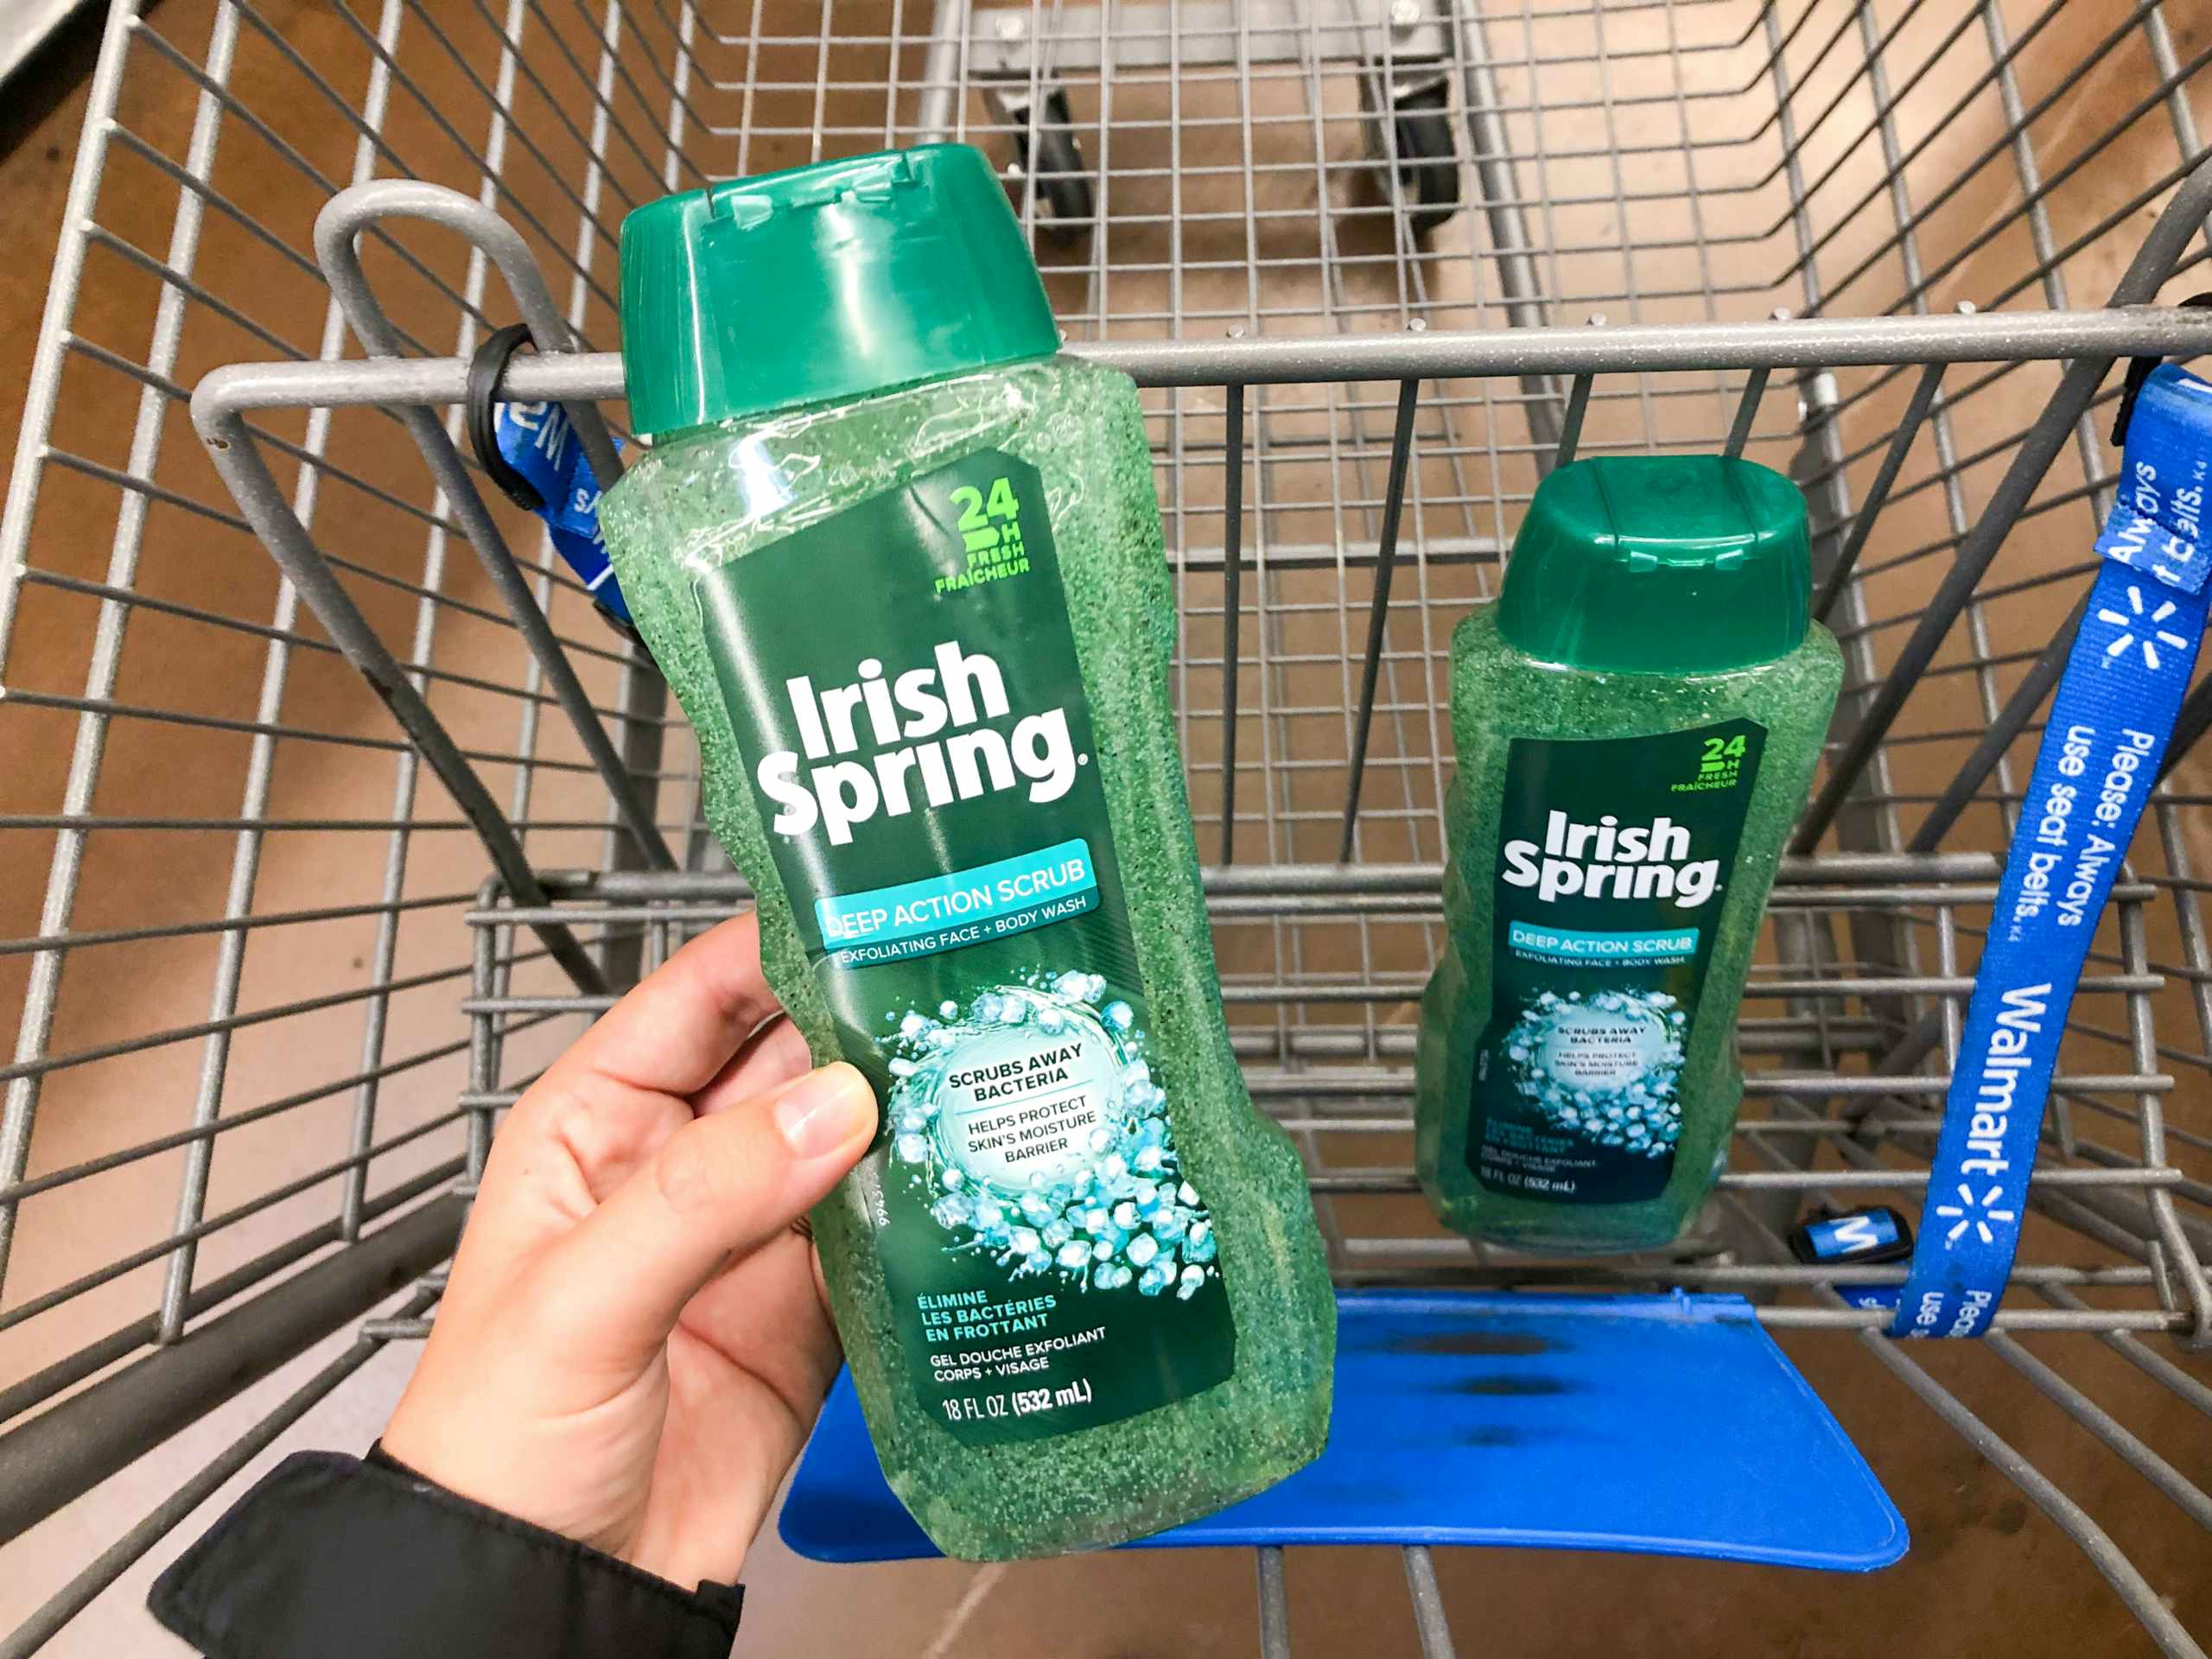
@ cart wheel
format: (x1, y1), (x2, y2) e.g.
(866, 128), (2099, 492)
(1374, 79), (1461, 238)
(1012, 89), (1095, 244)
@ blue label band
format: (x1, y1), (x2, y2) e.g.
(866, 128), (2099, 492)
(815, 839), (1097, 953)
(1889, 364), (2212, 1339)
(1505, 922), (1699, 964)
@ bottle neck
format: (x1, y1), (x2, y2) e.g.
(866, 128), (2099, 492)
(638, 347), (1061, 449)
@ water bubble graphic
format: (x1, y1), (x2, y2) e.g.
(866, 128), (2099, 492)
(1497, 988), (1686, 1153)
(878, 973), (1221, 1294)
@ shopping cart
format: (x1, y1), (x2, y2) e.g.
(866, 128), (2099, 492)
(3, 1), (2210, 1653)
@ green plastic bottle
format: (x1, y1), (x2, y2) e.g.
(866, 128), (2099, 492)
(598, 146), (1333, 1560)
(1414, 456), (1842, 1252)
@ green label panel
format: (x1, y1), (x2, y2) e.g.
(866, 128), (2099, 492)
(1466, 719), (1767, 1205)
(699, 450), (1235, 1445)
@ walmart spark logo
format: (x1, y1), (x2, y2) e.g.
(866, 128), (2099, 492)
(2096, 583), (2189, 672)
(1934, 1180), (2018, 1247)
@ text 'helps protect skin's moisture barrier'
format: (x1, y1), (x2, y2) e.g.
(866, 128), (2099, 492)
(1416, 456), (1842, 1252)
(599, 145), (1333, 1560)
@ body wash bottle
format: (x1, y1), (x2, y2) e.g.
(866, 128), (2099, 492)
(1415, 455), (1841, 1251)
(598, 145), (1334, 1560)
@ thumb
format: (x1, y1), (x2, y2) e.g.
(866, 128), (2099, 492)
(528, 1062), (878, 1366)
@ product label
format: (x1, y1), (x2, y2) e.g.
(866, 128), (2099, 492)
(1466, 720), (1767, 1204)
(699, 449), (1234, 1444)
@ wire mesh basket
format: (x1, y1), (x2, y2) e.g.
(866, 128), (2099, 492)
(3, 1), (2210, 1653)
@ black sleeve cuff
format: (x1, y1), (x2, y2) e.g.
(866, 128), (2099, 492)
(149, 1449), (743, 1658)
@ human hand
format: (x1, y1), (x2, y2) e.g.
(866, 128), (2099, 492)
(381, 913), (876, 1589)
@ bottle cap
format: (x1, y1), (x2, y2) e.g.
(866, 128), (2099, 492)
(618, 145), (1060, 438)
(1498, 455), (1812, 673)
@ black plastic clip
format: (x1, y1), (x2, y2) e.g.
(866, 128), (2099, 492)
(1787, 1205), (1916, 1268)
(2112, 291), (2212, 448)
(465, 321), (546, 511)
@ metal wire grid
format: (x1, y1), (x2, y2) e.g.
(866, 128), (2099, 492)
(0, 0), (2209, 1652)
(453, 853), (2210, 1647)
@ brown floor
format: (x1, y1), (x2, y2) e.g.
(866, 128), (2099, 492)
(3, 1), (2210, 1655)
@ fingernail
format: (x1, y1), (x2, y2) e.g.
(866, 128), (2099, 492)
(774, 1065), (876, 1159)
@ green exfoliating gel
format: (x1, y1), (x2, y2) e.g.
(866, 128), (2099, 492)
(599, 146), (1334, 1560)
(1415, 456), (1842, 1252)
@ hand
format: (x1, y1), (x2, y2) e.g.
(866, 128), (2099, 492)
(381, 913), (877, 1589)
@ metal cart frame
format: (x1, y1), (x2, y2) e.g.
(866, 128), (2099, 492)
(3, 2), (2211, 1654)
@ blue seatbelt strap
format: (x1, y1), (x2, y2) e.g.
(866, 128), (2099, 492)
(496, 399), (632, 626)
(1889, 362), (2212, 1338)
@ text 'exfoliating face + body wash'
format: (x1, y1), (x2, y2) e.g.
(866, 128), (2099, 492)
(598, 145), (1334, 1560)
(1415, 455), (1842, 1252)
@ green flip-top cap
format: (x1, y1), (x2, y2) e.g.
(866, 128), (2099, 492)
(1497, 454), (1812, 674)
(618, 144), (1060, 438)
